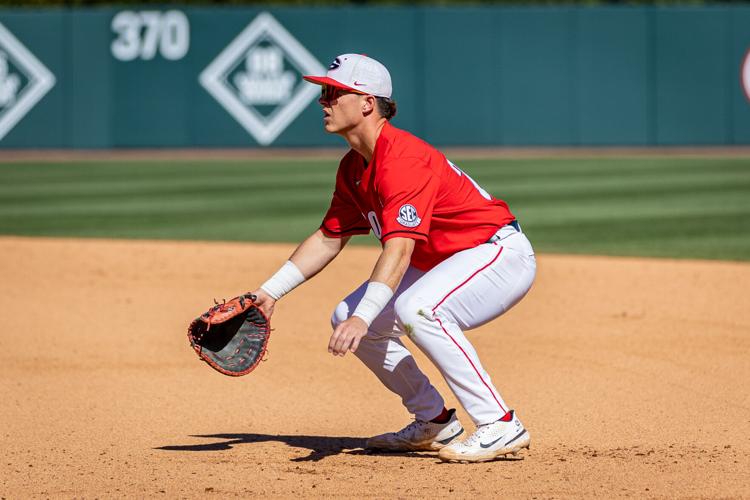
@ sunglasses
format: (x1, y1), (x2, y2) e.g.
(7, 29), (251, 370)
(320, 84), (366, 103)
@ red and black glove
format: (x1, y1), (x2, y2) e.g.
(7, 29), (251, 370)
(187, 293), (271, 376)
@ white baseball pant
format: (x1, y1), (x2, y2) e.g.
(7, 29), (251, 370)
(331, 224), (536, 425)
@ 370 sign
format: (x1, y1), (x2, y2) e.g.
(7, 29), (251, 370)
(111, 10), (189, 61)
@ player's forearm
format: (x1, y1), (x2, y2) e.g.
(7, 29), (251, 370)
(370, 237), (415, 291)
(349, 237), (414, 326)
(259, 229), (348, 301)
(289, 229), (349, 279)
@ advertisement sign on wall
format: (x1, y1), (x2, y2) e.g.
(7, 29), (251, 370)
(0, 22), (54, 141)
(200, 12), (325, 146)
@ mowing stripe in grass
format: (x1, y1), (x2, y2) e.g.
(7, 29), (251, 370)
(1, 157), (748, 261)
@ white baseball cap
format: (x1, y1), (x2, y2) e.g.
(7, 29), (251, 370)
(304, 54), (392, 98)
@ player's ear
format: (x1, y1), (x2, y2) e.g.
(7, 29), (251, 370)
(362, 95), (376, 115)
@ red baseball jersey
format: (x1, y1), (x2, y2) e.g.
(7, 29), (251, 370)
(321, 122), (516, 271)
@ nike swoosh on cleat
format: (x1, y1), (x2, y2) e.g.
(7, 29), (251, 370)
(480, 429), (527, 449)
(437, 428), (464, 445)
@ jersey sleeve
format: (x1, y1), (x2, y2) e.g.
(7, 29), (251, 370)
(377, 158), (438, 243)
(320, 162), (370, 238)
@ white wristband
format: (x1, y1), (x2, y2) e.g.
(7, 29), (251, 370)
(352, 281), (394, 327)
(260, 260), (306, 300)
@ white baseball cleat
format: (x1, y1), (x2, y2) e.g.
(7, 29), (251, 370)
(366, 409), (464, 451)
(438, 410), (530, 463)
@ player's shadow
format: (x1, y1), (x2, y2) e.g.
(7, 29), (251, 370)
(155, 433), (437, 462)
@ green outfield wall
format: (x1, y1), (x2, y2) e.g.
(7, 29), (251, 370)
(0, 5), (749, 148)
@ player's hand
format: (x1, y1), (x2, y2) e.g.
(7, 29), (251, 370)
(328, 316), (368, 356)
(251, 289), (276, 319)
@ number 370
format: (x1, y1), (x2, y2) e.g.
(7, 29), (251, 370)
(111, 10), (190, 61)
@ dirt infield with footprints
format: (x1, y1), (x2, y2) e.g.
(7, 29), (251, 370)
(1, 237), (748, 498)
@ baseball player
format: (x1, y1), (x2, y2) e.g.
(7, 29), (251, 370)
(252, 54), (536, 463)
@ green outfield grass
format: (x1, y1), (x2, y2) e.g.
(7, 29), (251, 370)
(0, 156), (748, 261)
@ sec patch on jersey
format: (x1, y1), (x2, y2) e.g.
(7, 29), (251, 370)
(397, 204), (421, 227)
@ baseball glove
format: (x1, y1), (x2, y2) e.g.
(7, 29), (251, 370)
(187, 293), (271, 377)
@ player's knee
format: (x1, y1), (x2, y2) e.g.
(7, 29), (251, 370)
(330, 300), (350, 330)
(393, 293), (433, 337)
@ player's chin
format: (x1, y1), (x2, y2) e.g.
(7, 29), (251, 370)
(323, 120), (338, 134)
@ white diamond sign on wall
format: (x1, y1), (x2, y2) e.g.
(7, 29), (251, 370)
(0, 22), (55, 142)
(199, 12), (325, 146)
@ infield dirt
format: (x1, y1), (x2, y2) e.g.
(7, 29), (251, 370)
(1, 237), (748, 498)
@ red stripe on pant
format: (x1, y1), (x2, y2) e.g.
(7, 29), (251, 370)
(433, 246), (505, 311)
(434, 316), (507, 414)
(431, 245), (507, 414)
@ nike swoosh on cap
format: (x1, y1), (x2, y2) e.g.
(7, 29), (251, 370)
(353, 81), (367, 86)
